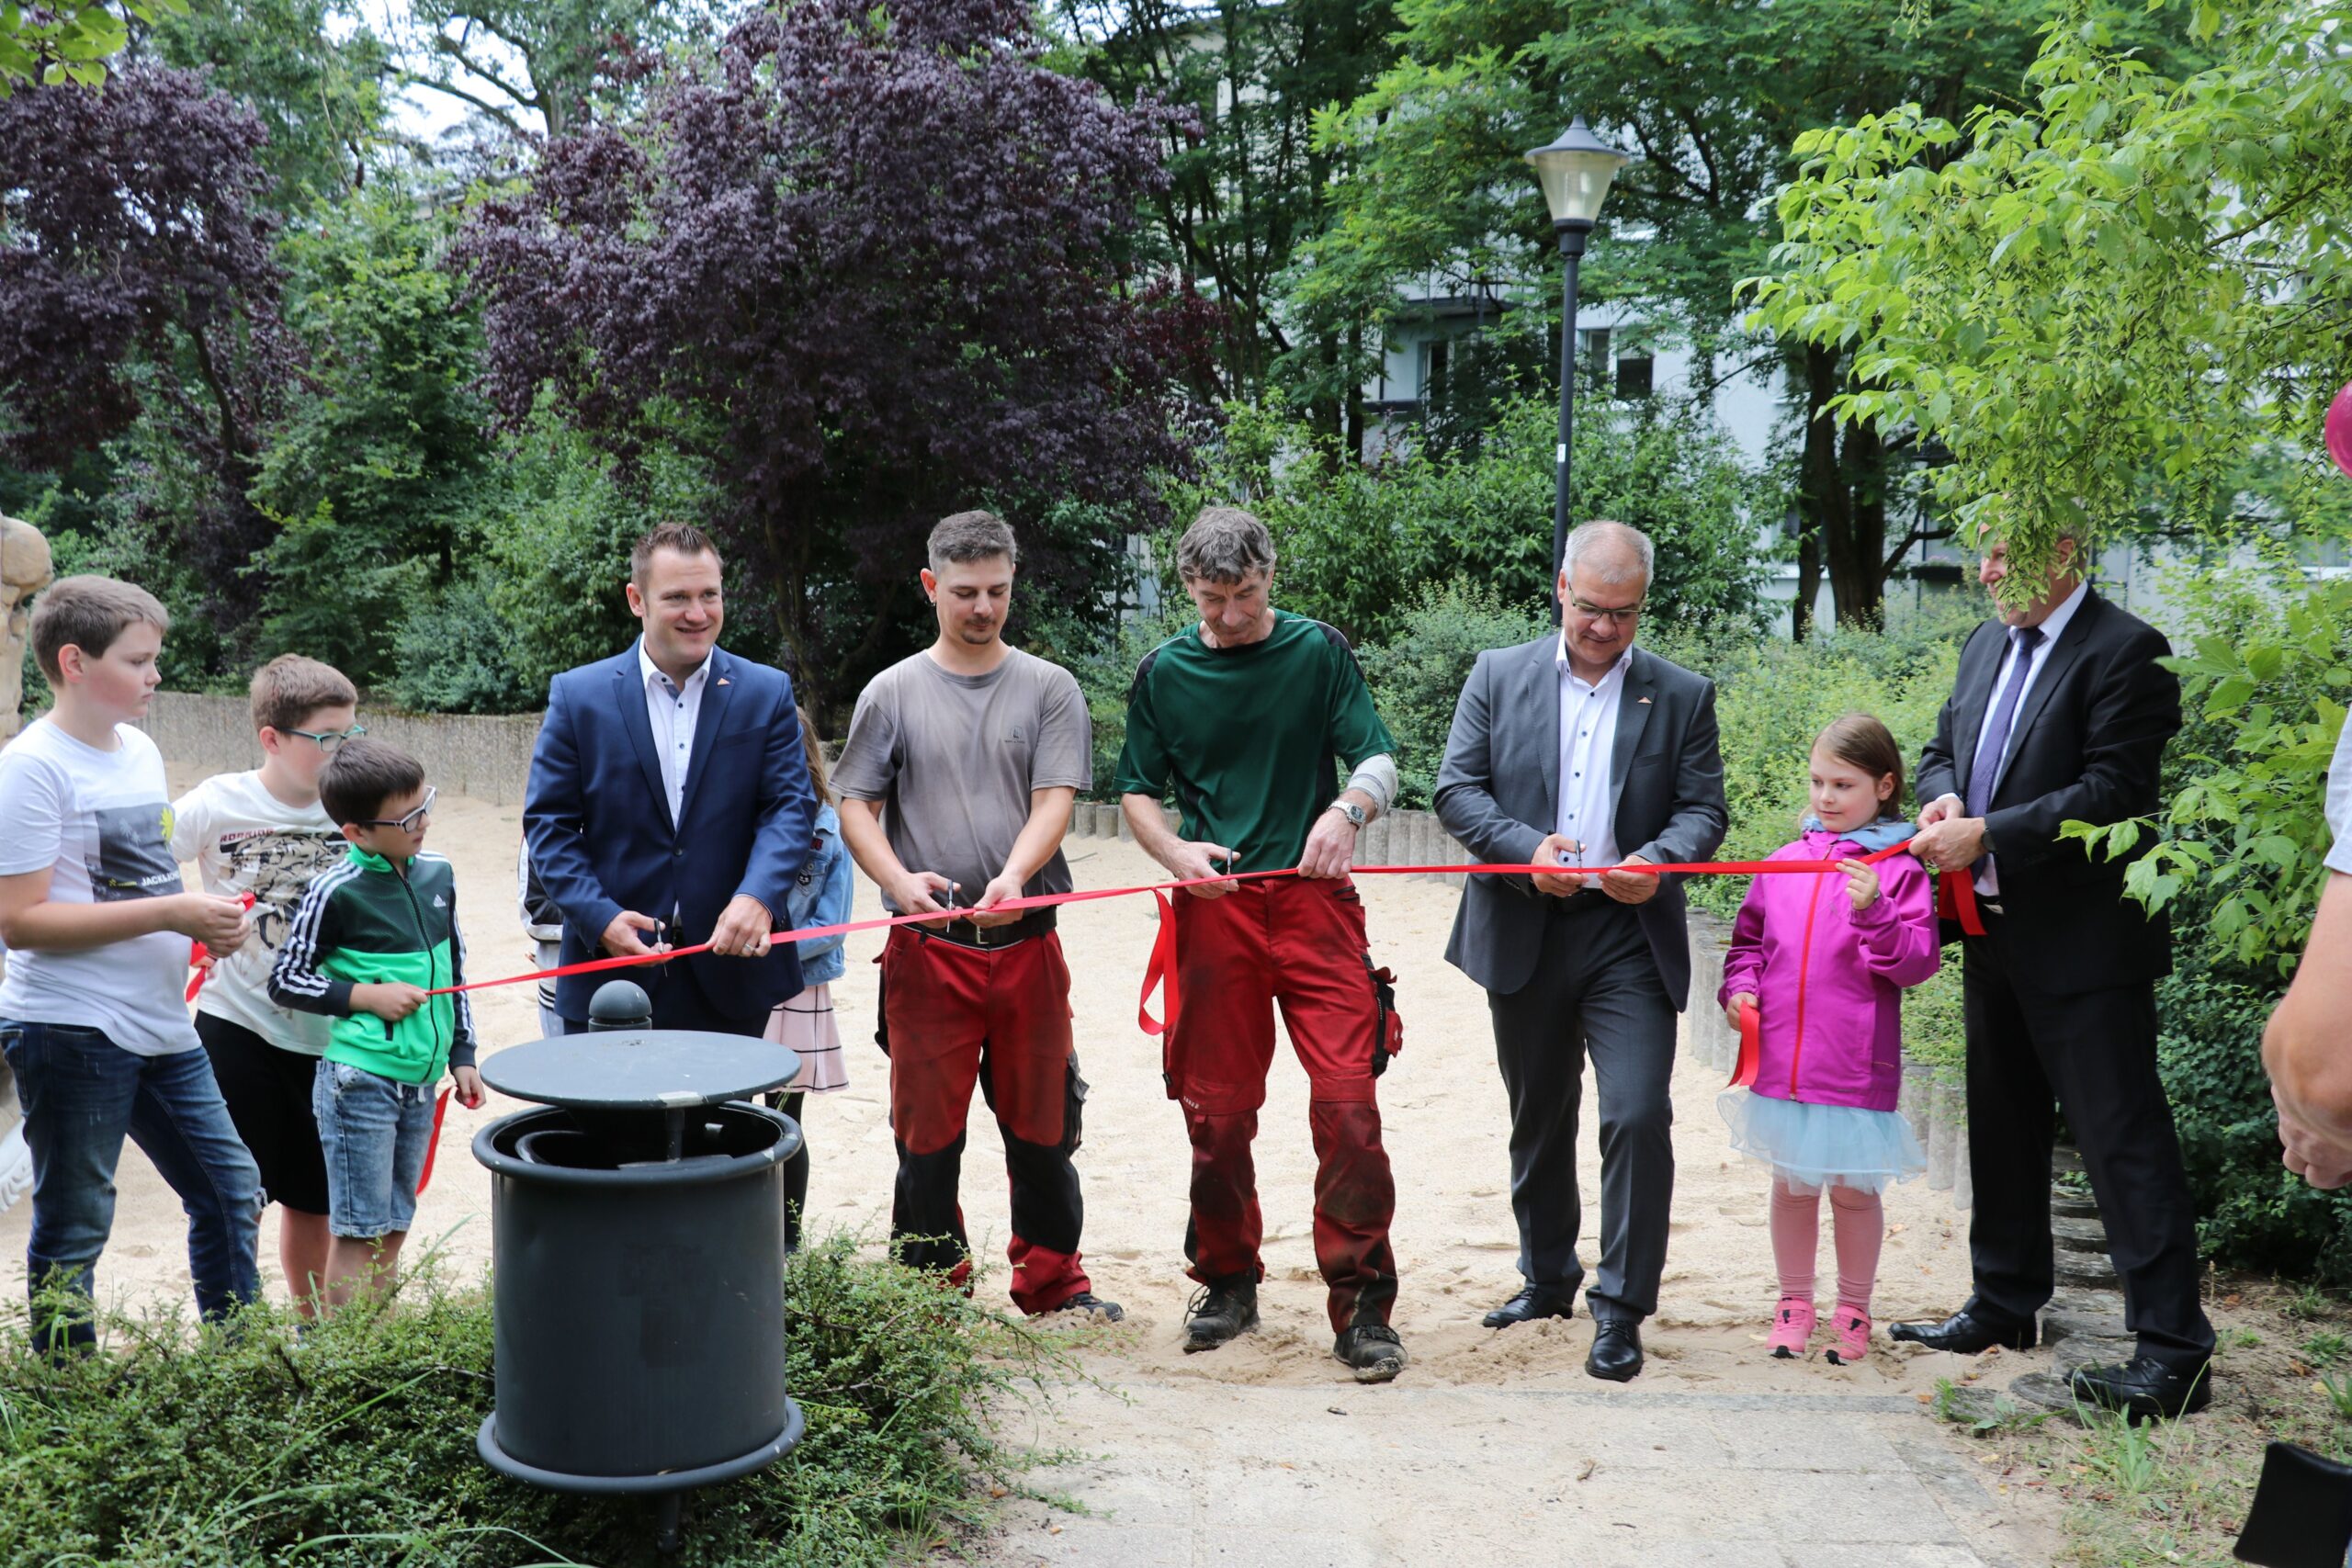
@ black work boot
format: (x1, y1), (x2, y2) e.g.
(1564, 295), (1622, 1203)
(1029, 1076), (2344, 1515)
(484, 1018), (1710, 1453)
(1333, 1323), (1407, 1383)
(1182, 1276), (1260, 1352)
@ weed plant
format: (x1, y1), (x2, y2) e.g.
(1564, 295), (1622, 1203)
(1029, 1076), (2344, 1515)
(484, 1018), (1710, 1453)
(0, 1233), (1069, 1566)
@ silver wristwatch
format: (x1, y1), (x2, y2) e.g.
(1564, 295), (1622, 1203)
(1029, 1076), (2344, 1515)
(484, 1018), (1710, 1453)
(1329, 800), (1368, 829)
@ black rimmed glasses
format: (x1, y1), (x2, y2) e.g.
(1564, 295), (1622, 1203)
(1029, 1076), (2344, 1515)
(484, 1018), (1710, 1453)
(288, 722), (368, 753)
(1567, 597), (1645, 627)
(355, 786), (435, 834)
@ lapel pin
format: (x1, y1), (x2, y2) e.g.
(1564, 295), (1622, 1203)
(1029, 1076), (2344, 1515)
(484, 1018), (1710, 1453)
(717, 678), (730, 686)
(1638, 696), (1652, 705)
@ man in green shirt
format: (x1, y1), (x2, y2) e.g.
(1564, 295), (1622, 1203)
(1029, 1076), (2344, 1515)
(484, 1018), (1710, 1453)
(1116, 507), (1408, 1382)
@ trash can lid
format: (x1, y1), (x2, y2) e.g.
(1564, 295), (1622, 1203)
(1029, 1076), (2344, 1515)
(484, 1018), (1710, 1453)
(481, 1030), (802, 1111)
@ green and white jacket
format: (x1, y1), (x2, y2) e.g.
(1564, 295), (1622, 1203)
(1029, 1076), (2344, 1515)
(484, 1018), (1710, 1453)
(269, 846), (478, 1085)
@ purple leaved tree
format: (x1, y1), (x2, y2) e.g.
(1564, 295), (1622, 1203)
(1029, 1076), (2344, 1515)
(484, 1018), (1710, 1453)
(0, 67), (292, 639)
(455, 0), (1202, 716)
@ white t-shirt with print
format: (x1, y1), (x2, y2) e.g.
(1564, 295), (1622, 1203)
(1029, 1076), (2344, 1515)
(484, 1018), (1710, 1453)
(171, 770), (344, 1055)
(0, 718), (198, 1055)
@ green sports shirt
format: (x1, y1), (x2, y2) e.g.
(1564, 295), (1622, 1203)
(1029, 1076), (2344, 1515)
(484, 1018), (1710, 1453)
(1114, 611), (1396, 874)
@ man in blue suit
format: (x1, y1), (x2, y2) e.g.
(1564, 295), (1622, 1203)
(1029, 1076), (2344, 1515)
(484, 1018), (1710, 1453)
(525, 524), (818, 1033)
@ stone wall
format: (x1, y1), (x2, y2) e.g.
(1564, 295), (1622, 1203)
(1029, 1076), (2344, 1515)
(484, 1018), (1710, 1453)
(138, 692), (547, 806)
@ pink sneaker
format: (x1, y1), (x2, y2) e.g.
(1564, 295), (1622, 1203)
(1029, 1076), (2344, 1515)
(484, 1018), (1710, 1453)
(1767, 1296), (1815, 1359)
(1826, 1305), (1871, 1365)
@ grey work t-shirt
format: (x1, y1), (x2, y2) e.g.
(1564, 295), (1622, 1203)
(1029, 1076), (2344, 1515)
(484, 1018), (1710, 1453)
(832, 647), (1092, 912)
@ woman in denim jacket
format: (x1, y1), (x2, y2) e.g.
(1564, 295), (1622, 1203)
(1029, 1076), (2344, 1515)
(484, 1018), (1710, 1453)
(763, 713), (854, 1249)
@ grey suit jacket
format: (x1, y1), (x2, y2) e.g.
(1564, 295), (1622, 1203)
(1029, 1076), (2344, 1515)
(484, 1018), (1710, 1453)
(1433, 639), (1728, 1007)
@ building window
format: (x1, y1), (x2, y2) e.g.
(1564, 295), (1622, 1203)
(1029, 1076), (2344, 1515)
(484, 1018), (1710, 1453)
(1614, 354), (1654, 398)
(1422, 340), (1450, 404)
(1577, 327), (1611, 370)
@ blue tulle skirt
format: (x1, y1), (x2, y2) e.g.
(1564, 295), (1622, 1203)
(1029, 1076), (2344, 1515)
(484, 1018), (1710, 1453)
(1716, 1088), (1928, 1195)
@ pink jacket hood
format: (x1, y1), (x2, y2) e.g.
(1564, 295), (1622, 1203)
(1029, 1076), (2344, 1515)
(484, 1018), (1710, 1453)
(1716, 827), (1939, 1111)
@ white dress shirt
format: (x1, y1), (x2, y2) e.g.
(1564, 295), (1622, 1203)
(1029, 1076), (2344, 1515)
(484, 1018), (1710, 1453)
(638, 638), (713, 827)
(1555, 638), (1633, 871)
(1973, 578), (2089, 895)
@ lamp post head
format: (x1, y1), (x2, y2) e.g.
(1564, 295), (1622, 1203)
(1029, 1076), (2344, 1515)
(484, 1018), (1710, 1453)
(1524, 116), (1636, 231)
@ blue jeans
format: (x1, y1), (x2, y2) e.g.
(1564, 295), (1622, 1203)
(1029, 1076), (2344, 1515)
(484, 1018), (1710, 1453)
(0, 1019), (263, 1348)
(311, 1062), (435, 1240)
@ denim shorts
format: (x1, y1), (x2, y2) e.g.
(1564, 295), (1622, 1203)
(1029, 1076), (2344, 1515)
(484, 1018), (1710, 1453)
(311, 1061), (435, 1240)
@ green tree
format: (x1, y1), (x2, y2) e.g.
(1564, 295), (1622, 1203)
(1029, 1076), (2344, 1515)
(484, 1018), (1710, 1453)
(248, 183), (496, 686)
(1745, 0), (2352, 592)
(398, 0), (718, 140)
(1295, 0), (2175, 628)
(1, 0), (184, 93)
(1051, 0), (1397, 436)
(151, 0), (391, 210)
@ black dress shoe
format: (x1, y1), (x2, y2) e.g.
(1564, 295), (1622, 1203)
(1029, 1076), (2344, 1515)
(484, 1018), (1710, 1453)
(1482, 1285), (1575, 1330)
(1887, 1306), (2037, 1354)
(2069, 1356), (2212, 1422)
(1586, 1319), (1644, 1382)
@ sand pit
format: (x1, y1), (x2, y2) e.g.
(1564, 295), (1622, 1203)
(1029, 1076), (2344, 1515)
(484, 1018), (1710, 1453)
(1, 773), (2065, 1563)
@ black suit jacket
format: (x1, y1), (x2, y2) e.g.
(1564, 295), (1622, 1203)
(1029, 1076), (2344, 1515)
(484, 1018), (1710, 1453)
(1433, 640), (1728, 1006)
(1917, 590), (2179, 993)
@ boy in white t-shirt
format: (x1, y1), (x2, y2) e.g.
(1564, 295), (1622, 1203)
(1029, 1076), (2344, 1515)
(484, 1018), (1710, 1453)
(0, 577), (263, 1350)
(171, 654), (362, 1315)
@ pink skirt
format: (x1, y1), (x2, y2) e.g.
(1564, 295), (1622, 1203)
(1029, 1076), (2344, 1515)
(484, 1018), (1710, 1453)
(763, 982), (847, 1093)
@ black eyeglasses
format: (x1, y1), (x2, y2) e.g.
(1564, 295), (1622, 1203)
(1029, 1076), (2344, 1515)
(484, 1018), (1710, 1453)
(288, 723), (368, 753)
(354, 786), (435, 834)
(1567, 597), (1645, 626)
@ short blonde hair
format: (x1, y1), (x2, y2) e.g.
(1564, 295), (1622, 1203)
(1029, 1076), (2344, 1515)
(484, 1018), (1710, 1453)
(249, 654), (358, 735)
(29, 576), (169, 682)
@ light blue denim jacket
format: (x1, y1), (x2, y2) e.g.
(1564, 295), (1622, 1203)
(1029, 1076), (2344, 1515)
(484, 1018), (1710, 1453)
(783, 803), (853, 987)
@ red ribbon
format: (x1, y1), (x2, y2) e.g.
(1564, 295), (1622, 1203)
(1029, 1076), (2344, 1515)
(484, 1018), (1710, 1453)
(414, 1087), (452, 1195)
(1728, 1000), (1762, 1089)
(184, 891), (258, 1002)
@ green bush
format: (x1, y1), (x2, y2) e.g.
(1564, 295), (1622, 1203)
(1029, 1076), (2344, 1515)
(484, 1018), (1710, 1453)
(0, 1235), (1067, 1566)
(1356, 581), (1550, 808)
(1645, 612), (1963, 919)
(1165, 391), (1770, 650)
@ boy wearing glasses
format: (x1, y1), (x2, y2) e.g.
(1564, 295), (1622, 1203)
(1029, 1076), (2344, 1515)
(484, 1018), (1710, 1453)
(271, 739), (484, 1312)
(171, 654), (364, 1313)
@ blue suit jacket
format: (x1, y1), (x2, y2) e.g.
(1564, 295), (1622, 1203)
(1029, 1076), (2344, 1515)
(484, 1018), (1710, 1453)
(525, 644), (817, 1027)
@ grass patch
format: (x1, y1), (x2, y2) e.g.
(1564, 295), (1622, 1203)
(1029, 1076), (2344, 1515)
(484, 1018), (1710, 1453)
(0, 1232), (1071, 1566)
(1932, 1276), (2352, 1566)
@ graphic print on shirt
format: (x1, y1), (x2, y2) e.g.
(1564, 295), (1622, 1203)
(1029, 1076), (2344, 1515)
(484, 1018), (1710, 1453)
(87, 803), (181, 901)
(217, 827), (347, 954)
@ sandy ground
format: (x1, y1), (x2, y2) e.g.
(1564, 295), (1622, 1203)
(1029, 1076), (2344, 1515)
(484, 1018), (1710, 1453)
(1, 774), (2066, 1564)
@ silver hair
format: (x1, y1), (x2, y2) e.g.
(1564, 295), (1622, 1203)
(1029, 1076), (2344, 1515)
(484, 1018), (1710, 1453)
(1176, 506), (1275, 584)
(1560, 519), (1654, 589)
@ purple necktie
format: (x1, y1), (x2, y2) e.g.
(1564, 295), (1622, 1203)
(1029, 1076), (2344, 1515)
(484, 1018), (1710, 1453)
(1963, 625), (2044, 875)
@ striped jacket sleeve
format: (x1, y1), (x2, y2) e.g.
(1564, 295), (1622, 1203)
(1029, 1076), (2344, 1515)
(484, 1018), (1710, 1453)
(270, 867), (355, 1017)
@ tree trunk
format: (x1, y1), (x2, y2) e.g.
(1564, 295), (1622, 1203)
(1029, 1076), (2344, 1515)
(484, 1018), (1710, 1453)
(1343, 322), (1365, 463)
(1793, 343), (1848, 639)
(1827, 417), (1887, 629)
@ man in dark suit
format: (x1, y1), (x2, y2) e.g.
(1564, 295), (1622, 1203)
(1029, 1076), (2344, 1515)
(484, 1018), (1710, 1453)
(1434, 520), (1727, 1382)
(525, 523), (818, 1034)
(1900, 536), (2215, 1419)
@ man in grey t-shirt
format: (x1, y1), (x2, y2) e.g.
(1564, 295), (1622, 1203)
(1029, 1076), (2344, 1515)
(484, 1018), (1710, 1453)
(833, 511), (1117, 1320)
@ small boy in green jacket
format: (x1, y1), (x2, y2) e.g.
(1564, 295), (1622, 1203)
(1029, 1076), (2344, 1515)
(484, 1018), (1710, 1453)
(270, 739), (485, 1311)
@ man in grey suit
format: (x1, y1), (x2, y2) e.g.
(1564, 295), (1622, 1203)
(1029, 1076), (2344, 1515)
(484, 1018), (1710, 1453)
(1434, 520), (1727, 1381)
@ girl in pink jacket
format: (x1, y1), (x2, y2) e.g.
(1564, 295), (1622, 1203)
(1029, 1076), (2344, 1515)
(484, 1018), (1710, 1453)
(1718, 713), (1939, 1365)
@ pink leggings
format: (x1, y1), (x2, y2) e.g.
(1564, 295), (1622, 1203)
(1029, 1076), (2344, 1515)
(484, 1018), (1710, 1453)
(1770, 1178), (1883, 1312)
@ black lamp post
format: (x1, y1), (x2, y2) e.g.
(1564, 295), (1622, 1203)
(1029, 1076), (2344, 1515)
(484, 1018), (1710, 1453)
(1524, 117), (1636, 619)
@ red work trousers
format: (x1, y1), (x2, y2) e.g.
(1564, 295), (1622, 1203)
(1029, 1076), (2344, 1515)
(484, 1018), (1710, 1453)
(880, 924), (1091, 1315)
(1165, 876), (1399, 1332)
